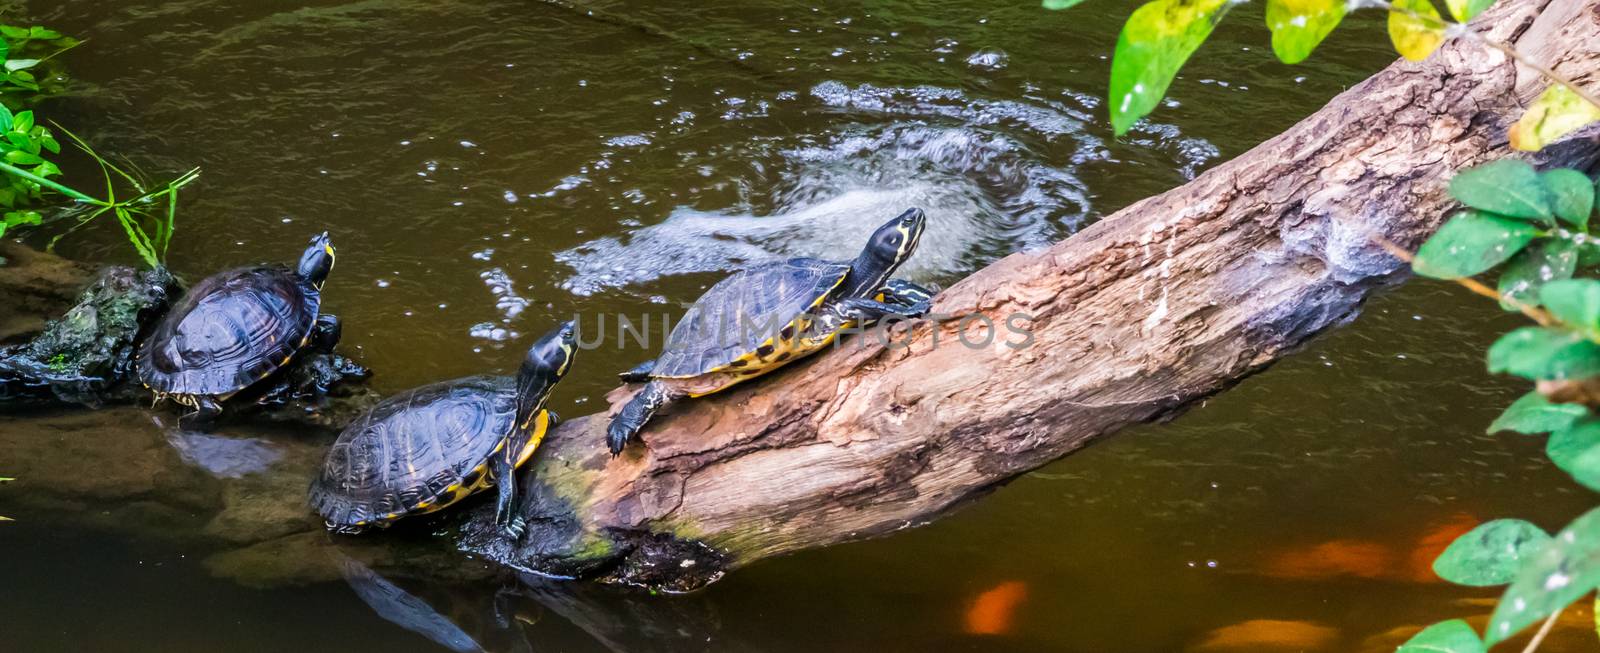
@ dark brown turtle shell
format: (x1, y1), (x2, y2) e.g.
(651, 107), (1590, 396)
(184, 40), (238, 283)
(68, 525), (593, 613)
(652, 257), (849, 378)
(308, 375), (519, 530)
(137, 265), (320, 398)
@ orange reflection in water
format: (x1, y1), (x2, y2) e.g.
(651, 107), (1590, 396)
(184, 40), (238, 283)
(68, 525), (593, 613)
(1258, 513), (1479, 583)
(964, 580), (1029, 635)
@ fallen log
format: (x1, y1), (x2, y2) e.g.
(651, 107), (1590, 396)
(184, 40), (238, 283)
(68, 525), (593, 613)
(459, 0), (1600, 590)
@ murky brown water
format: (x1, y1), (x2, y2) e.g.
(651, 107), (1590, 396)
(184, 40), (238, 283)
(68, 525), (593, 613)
(5, 0), (1596, 651)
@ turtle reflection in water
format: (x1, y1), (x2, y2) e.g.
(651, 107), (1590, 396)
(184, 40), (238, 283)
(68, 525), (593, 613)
(609, 208), (933, 455)
(309, 322), (578, 535)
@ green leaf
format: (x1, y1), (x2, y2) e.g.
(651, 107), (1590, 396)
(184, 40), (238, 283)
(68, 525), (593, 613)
(1042, 0), (1088, 8)
(1107, 0), (1229, 136)
(1397, 620), (1485, 653)
(1, 25), (30, 40)
(1543, 279), (1600, 334)
(1498, 239), (1577, 311)
(1264, 0), (1346, 65)
(28, 27), (62, 40)
(4, 150), (42, 165)
(1511, 84), (1600, 152)
(1542, 169), (1595, 230)
(1444, 0), (1496, 22)
(1450, 160), (1552, 221)
(3, 210), (40, 227)
(1388, 0), (1446, 62)
(1546, 420), (1600, 480)
(40, 136), (58, 154)
(1487, 506), (1600, 645)
(1433, 519), (1552, 586)
(1413, 211), (1543, 279)
(13, 109), (34, 134)
(4, 59), (39, 73)
(1488, 326), (1600, 381)
(1489, 391), (1589, 435)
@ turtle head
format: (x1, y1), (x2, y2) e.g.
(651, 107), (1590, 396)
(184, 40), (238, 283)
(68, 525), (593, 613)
(515, 321), (578, 432)
(862, 208), (925, 271)
(298, 232), (336, 288)
(846, 208), (925, 295)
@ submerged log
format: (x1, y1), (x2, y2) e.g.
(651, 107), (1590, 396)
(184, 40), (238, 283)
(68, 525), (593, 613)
(460, 0), (1600, 589)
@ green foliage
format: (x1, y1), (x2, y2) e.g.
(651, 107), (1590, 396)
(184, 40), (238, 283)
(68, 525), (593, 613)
(1387, 0), (1446, 61)
(1397, 619), (1485, 653)
(1540, 169), (1594, 230)
(1487, 507), (1600, 645)
(1546, 420), (1600, 491)
(1496, 239), (1577, 311)
(1264, 0), (1345, 65)
(1512, 84), (1600, 152)
(1489, 392), (1587, 435)
(1449, 160), (1551, 221)
(1040, 0), (1088, 9)
(1412, 211), (1541, 280)
(0, 24), (78, 105)
(1487, 327), (1600, 381)
(1444, 0), (1496, 23)
(0, 23), (200, 268)
(1540, 279), (1600, 337)
(1107, 0), (1229, 136)
(1432, 519), (1551, 586)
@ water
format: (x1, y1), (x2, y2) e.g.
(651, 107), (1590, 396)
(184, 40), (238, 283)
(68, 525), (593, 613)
(6, 0), (1594, 650)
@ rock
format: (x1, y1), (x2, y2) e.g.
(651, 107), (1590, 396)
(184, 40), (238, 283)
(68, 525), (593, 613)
(0, 241), (94, 342)
(0, 265), (175, 406)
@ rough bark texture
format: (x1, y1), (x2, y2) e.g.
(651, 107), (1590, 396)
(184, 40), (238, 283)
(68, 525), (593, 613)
(461, 0), (1600, 589)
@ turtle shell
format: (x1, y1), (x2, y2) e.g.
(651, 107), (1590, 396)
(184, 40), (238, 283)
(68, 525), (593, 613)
(137, 265), (319, 397)
(309, 375), (524, 529)
(652, 257), (849, 378)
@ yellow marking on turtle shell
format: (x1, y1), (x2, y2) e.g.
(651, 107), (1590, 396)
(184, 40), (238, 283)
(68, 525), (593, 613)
(702, 272), (843, 381)
(384, 513), (398, 519)
(414, 499), (432, 509)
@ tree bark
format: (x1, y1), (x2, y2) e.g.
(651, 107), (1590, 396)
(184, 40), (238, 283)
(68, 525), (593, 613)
(460, 0), (1600, 589)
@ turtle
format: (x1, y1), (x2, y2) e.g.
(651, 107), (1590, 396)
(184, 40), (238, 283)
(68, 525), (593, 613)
(308, 321), (578, 535)
(607, 207), (933, 455)
(137, 231), (339, 424)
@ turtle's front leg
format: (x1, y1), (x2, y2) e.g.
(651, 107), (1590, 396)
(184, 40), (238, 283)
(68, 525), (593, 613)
(607, 380), (674, 456)
(310, 314), (343, 352)
(837, 297), (931, 323)
(179, 395), (223, 428)
(491, 443), (523, 537)
(882, 278), (935, 308)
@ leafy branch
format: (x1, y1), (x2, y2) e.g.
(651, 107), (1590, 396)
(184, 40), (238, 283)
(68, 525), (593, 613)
(1041, 0), (1600, 650)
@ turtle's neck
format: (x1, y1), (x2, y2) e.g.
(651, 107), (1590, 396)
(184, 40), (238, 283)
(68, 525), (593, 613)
(837, 250), (894, 299)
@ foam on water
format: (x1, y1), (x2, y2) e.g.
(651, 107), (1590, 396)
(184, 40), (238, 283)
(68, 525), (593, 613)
(556, 81), (1215, 296)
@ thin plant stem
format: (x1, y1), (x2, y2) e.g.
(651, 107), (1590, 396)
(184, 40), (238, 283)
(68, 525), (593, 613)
(1367, 231), (1554, 326)
(1519, 607), (1561, 653)
(0, 160), (96, 203)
